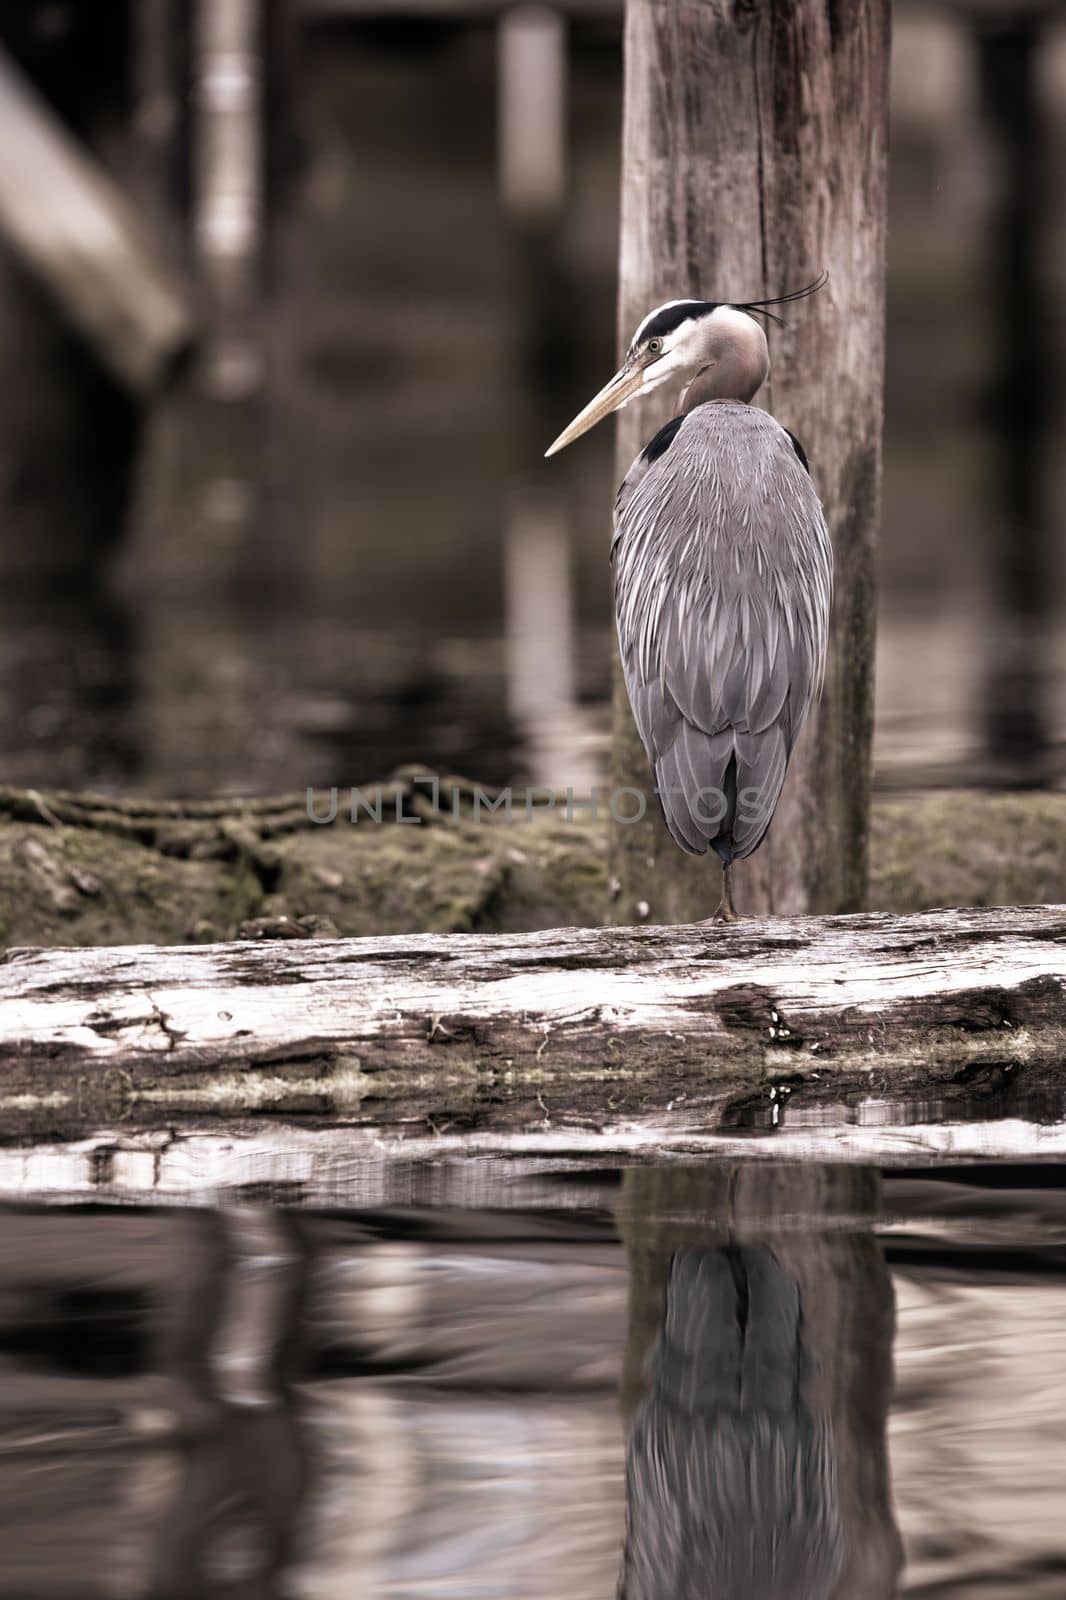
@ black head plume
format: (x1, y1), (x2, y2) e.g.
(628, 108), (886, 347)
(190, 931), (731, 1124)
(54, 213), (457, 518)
(731, 268), (830, 326)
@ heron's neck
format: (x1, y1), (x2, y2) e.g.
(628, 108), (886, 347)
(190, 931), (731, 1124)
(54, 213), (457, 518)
(680, 310), (769, 410)
(681, 357), (765, 411)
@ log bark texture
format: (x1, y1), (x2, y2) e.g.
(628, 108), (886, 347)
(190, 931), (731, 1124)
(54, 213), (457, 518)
(610, 0), (891, 924)
(0, 906), (1061, 1149)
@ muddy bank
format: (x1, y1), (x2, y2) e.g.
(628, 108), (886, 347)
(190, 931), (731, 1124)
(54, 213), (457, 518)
(0, 776), (1061, 949)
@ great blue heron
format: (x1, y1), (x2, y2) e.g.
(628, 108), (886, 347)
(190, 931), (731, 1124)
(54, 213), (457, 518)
(545, 277), (831, 921)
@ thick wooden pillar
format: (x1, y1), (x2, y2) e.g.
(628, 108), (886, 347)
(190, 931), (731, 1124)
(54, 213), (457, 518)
(976, 17), (1054, 787)
(609, 0), (891, 923)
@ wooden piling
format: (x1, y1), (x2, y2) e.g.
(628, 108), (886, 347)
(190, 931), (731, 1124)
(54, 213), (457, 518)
(609, 0), (892, 923)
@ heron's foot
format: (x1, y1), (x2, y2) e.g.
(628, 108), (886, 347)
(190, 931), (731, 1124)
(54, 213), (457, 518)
(696, 863), (740, 924)
(696, 901), (742, 926)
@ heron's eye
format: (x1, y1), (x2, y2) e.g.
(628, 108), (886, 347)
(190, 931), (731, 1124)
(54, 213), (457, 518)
(647, 337), (663, 355)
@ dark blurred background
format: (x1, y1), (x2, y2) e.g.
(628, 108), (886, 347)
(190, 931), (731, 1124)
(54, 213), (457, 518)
(0, 0), (1061, 800)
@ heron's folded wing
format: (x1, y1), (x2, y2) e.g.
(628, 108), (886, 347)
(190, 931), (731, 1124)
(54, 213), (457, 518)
(613, 407), (831, 856)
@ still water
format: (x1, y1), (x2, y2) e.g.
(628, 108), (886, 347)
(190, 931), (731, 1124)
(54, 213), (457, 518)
(2, 1161), (1065, 1599)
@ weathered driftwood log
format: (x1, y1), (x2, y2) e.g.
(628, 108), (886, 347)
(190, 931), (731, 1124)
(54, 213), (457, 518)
(0, 907), (1062, 1152)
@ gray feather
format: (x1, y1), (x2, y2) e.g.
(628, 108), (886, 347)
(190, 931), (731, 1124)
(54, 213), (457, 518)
(613, 401), (831, 860)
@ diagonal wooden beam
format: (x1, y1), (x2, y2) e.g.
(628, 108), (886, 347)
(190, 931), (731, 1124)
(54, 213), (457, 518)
(0, 46), (192, 394)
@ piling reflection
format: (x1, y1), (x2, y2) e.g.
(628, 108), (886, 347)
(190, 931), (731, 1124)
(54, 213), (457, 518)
(620, 1246), (843, 1599)
(0, 1206), (311, 1598)
(149, 1208), (310, 1600)
(616, 1168), (903, 1599)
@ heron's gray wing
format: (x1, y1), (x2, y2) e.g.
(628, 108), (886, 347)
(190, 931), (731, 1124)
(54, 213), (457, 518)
(613, 403), (831, 859)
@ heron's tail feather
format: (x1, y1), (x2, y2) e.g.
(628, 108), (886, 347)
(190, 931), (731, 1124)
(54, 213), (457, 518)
(654, 724), (735, 856)
(730, 725), (789, 858)
(654, 721), (789, 861)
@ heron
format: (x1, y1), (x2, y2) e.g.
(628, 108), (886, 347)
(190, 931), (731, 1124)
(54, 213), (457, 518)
(545, 276), (831, 921)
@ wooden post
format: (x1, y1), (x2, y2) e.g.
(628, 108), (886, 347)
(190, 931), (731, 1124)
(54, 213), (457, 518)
(976, 16), (1054, 787)
(131, 0), (191, 268)
(194, 0), (263, 400)
(497, 6), (594, 792)
(609, 0), (891, 924)
(0, 15), (186, 591)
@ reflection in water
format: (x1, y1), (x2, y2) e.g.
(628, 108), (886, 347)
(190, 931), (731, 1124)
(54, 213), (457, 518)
(150, 1209), (309, 1599)
(0, 588), (142, 792)
(620, 1247), (842, 1599)
(4, 1166), (1066, 1595)
(616, 1167), (903, 1600)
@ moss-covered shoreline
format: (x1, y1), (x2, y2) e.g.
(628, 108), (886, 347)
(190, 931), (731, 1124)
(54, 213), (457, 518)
(0, 779), (1061, 949)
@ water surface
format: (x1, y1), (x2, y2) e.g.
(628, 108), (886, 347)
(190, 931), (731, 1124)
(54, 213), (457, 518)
(1, 1161), (1065, 1598)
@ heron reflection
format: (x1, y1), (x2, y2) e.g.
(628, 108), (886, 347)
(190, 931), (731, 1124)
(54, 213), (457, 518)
(619, 1245), (843, 1599)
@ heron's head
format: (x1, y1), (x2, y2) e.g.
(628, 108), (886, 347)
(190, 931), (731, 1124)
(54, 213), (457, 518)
(544, 273), (827, 458)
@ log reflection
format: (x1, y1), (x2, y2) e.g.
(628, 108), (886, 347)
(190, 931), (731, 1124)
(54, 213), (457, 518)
(617, 1168), (903, 1600)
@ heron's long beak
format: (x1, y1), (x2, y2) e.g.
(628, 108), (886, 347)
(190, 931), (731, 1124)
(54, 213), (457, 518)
(544, 360), (646, 457)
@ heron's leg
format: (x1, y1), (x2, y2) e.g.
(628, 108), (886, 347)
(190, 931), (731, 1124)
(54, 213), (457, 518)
(713, 862), (740, 923)
(697, 862), (741, 924)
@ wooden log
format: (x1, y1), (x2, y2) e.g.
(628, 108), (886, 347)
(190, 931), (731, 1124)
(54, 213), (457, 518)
(0, 45), (191, 393)
(0, 907), (1061, 1158)
(610, 0), (891, 923)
